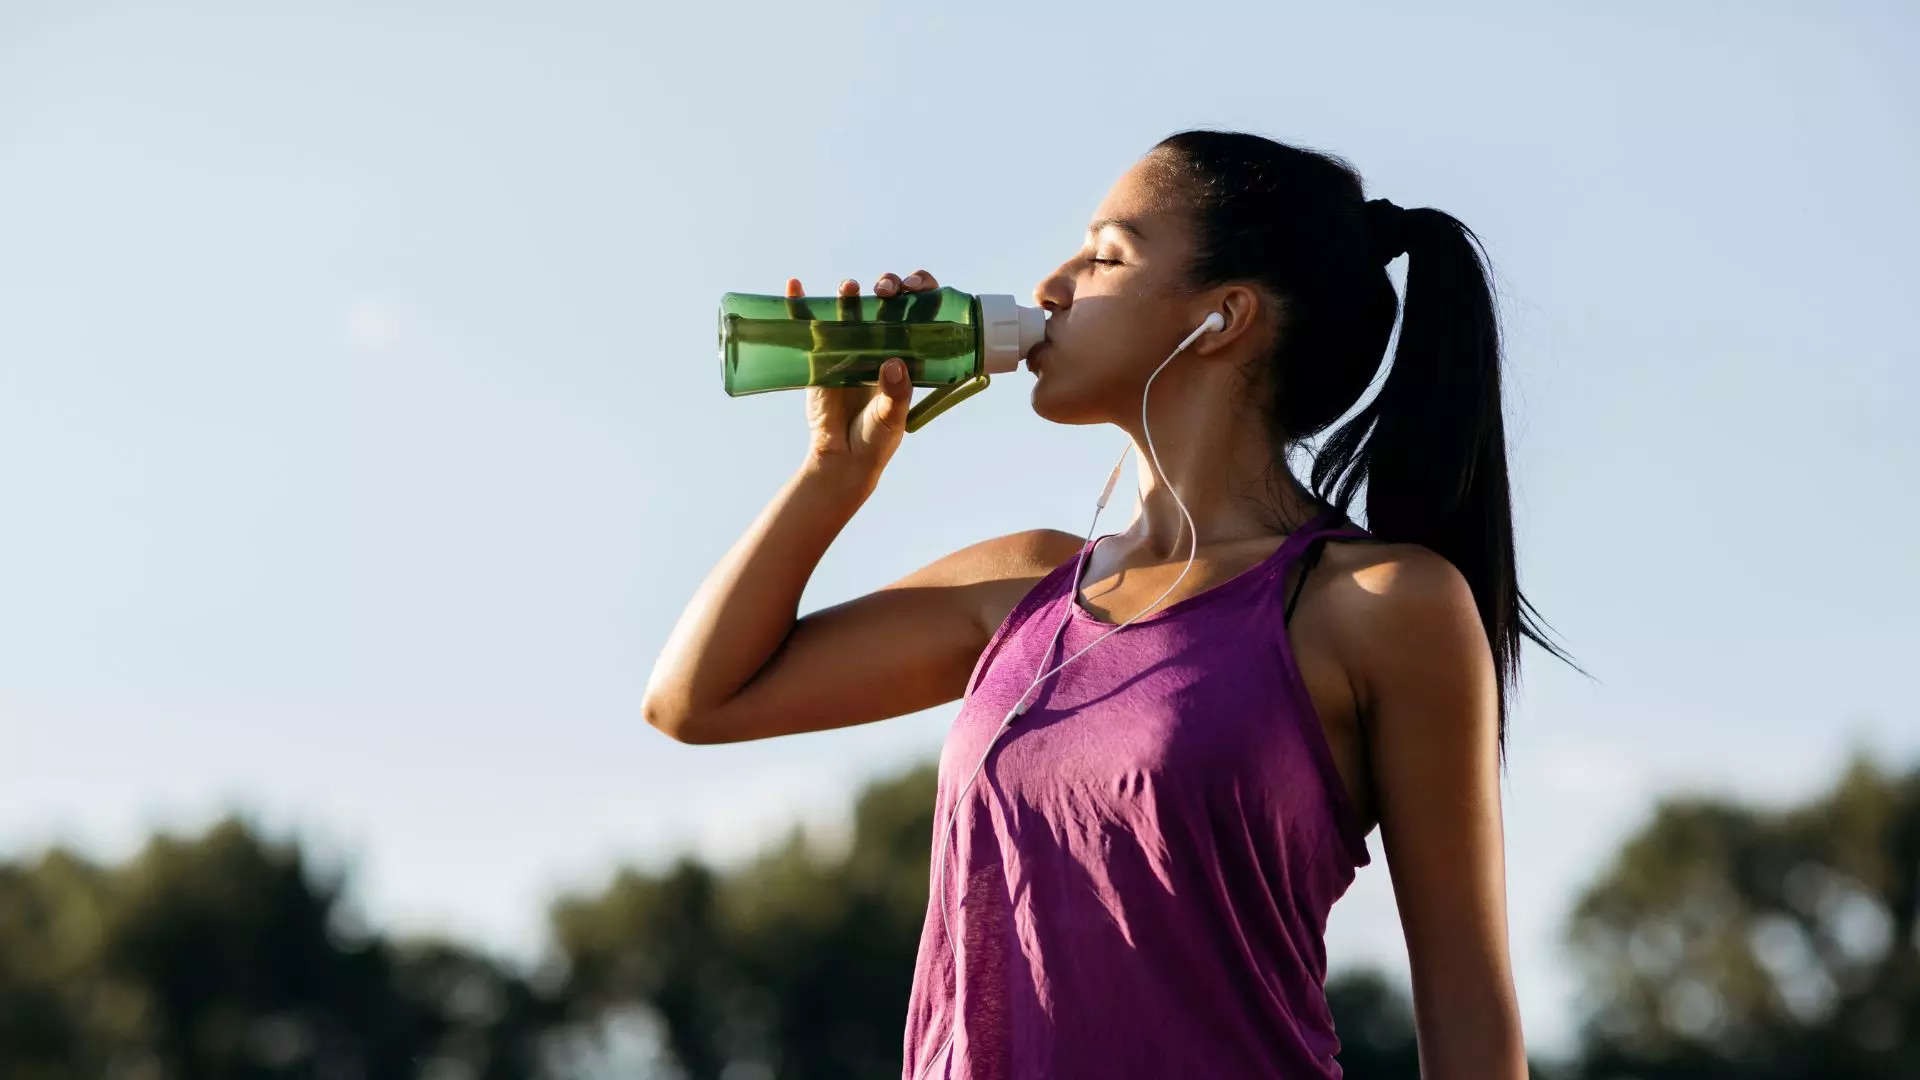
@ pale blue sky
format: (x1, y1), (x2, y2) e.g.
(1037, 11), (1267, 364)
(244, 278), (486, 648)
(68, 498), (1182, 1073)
(3, 0), (1915, 1060)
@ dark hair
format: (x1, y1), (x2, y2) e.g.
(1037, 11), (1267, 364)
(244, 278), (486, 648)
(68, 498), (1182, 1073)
(1148, 128), (1587, 771)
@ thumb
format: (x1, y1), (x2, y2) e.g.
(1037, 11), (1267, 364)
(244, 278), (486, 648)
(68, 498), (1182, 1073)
(868, 356), (913, 433)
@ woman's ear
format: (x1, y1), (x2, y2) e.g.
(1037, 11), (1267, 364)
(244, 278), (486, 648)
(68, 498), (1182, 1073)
(1196, 284), (1271, 355)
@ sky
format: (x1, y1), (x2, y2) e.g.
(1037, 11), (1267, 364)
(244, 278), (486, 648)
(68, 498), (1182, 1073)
(3, 0), (1916, 1062)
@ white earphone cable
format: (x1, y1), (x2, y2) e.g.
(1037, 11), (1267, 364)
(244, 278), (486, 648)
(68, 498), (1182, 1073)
(914, 311), (1222, 1079)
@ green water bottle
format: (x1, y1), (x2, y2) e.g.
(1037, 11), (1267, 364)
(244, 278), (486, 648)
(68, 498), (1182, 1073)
(717, 285), (1047, 433)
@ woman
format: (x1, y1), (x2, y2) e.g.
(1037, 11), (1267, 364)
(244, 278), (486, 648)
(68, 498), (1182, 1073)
(643, 129), (1580, 1078)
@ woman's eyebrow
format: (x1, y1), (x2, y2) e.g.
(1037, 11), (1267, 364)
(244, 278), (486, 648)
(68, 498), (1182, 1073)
(1086, 217), (1147, 242)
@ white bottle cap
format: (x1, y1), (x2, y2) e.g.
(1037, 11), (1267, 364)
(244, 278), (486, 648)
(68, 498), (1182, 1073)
(975, 294), (1047, 375)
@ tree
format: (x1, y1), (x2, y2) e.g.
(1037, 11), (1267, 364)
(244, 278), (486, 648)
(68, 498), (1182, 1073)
(1325, 966), (1422, 1077)
(548, 759), (1481, 1079)
(0, 815), (562, 1078)
(549, 762), (937, 1080)
(1563, 749), (1920, 1079)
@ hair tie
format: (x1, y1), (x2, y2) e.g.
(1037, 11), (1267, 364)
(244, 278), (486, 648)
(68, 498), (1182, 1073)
(1364, 197), (1409, 264)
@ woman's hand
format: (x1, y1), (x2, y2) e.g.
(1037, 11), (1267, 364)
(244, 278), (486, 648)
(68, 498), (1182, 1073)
(792, 269), (940, 490)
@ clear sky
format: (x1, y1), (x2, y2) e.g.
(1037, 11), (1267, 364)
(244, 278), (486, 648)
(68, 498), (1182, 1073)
(3, 0), (1915, 1061)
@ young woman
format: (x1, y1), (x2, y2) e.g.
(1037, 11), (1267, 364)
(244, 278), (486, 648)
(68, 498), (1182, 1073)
(643, 128), (1580, 1079)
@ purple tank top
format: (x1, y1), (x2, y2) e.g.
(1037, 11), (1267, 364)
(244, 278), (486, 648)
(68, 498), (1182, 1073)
(901, 508), (1376, 1079)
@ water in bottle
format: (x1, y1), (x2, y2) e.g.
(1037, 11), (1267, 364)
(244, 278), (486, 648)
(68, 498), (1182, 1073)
(718, 285), (1047, 432)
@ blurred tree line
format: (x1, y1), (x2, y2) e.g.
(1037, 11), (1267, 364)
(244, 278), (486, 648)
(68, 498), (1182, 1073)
(0, 749), (1911, 1078)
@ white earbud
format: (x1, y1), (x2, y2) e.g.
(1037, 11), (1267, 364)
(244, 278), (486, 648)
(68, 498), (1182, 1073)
(1170, 310), (1226, 356)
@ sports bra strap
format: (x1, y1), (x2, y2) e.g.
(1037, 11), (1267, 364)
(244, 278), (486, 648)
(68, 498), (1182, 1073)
(1282, 524), (1376, 627)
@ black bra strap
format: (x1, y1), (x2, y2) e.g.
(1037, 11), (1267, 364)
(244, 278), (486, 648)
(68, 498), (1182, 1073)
(1283, 529), (1379, 627)
(1283, 525), (1387, 783)
(1284, 537), (1329, 627)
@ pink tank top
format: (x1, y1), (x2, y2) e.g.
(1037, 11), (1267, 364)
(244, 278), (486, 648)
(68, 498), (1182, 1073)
(901, 508), (1377, 1079)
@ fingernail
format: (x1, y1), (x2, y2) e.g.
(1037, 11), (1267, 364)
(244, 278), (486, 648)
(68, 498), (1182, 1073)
(876, 279), (894, 294)
(904, 273), (923, 286)
(885, 358), (902, 382)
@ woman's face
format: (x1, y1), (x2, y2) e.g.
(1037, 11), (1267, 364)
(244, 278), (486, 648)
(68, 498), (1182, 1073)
(1028, 157), (1198, 426)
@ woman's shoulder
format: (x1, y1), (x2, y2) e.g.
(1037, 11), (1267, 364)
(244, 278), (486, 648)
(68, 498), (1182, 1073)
(1317, 537), (1466, 625)
(960, 528), (1088, 636)
(1317, 538), (1482, 706)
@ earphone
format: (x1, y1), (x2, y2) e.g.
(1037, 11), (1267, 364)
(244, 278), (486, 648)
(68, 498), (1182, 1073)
(913, 309), (1226, 1079)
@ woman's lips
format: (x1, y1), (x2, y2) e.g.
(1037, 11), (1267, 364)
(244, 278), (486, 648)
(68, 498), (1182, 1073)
(1027, 342), (1051, 372)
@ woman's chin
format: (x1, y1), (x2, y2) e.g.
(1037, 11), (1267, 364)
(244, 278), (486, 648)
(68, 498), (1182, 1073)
(1028, 381), (1094, 425)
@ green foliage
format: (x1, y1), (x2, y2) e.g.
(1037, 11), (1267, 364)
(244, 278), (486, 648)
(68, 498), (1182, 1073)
(546, 761), (1441, 1079)
(5, 748), (1912, 1078)
(1565, 749), (1920, 1079)
(0, 815), (561, 1078)
(549, 761), (938, 1080)
(1325, 965), (1422, 1076)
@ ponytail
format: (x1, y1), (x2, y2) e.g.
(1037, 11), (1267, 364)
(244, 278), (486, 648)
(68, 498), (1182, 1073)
(1149, 129), (1588, 770)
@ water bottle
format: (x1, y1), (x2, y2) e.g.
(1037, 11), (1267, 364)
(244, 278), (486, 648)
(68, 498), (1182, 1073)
(718, 286), (1047, 433)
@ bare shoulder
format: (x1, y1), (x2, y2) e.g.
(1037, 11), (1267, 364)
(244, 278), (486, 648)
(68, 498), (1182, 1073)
(966, 528), (1088, 639)
(1316, 540), (1487, 715)
(970, 528), (1089, 585)
(1321, 538), (1465, 601)
(880, 527), (1087, 641)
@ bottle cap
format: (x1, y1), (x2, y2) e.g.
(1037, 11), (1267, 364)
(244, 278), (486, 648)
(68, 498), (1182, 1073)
(975, 294), (1047, 375)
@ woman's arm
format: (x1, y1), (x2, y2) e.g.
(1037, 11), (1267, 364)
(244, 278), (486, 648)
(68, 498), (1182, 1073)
(1351, 547), (1528, 1079)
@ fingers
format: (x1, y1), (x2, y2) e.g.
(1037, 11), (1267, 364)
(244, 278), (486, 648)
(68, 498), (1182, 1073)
(784, 277), (812, 321)
(874, 270), (937, 296)
(788, 272), (939, 298)
(775, 270), (933, 295)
